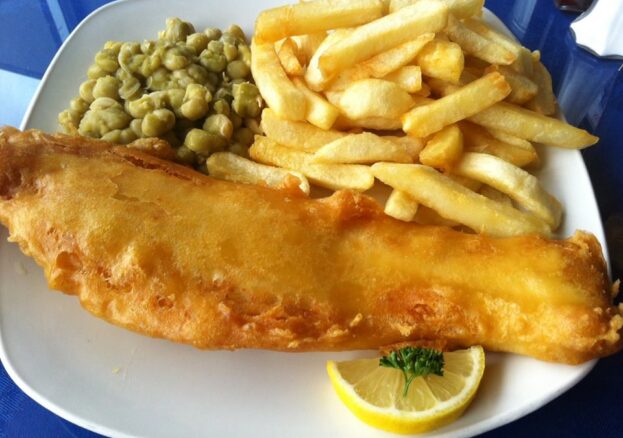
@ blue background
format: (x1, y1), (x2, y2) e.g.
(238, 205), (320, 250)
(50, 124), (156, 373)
(0, 0), (622, 436)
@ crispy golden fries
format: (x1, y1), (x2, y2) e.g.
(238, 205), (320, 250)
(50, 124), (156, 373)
(312, 132), (415, 164)
(402, 72), (511, 137)
(454, 152), (562, 228)
(292, 32), (327, 65)
(255, 0), (384, 42)
(480, 185), (513, 206)
(251, 40), (306, 121)
(460, 121), (538, 167)
(206, 152), (310, 195)
(485, 65), (538, 105)
(416, 39), (465, 84)
(446, 15), (516, 65)
(382, 66), (423, 93)
(305, 29), (353, 91)
(385, 189), (419, 221)
(248, 0), (599, 236)
(260, 108), (345, 152)
(337, 78), (415, 120)
(333, 115), (403, 131)
(526, 60), (557, 115)
(328, 33), (433, 91)
(277, 38), (305, 76)
(292, 77), (340, 130)
(389, 0), (484, 19)
(250, 135), (374, 191)
(371, 162), (551, 237)
(469, 102), (598, 148)
(317, 0), (449, 81)
(419, 124), (463, 171)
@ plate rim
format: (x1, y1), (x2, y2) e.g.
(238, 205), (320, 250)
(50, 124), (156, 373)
(2, 0), (607, 436)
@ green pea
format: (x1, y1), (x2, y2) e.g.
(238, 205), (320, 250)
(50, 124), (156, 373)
(159, 17), (195, 43)
(142, 108), (175, 137)
(184, 128), (226, 155)
(79, 80), (97, 103)
(103, 41), (123, 53)
(203, 113), (233, 140)
(163, 46), (191, 70)
(232, 82), (261, 118)
(95, 49), (119, 73)
(226, 60), (250, 79)
(228, 142), (249, 158)
(119, 77), (142, 101)
(175, 145), (197, 164)
(87, 64), (108, 80)
(186, 63), (209, 84)
(93, 76), (121, 100)
(207, 40), (224, 53)
(70, 97), (89, 115)
(186, 33), (209, 54)
(204, 27), (222, 42)
(213, 99), (230, 116)
(127, 94), (155, 118)
(233, 127), (254, 146)
(200, 52), (227, 73)
(130, 118), (144, 137)
(237, 45), (251, 67)
(223, 43), (238, 62)
(226, 24), (246, 41)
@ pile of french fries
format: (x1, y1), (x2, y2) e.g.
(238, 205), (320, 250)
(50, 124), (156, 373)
(205, 0), (599, 238)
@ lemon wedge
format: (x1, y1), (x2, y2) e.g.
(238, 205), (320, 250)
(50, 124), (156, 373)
(326, 346), (485, 434)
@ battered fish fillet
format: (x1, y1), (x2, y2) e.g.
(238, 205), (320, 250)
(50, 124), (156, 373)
(0, 127), (621, 364)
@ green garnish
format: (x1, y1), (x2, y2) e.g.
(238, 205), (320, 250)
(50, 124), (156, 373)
(379, 347), (444, 397)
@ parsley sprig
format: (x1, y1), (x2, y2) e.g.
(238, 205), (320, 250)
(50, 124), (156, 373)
(379, 347), (444, 397)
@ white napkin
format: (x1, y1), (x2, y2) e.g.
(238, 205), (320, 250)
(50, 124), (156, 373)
(570, 0), (623, 58)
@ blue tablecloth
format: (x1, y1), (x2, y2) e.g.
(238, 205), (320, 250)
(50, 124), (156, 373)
(0, 1), (622, 436)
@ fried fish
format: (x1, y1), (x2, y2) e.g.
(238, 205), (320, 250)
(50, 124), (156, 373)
(0, 127), (621, 364)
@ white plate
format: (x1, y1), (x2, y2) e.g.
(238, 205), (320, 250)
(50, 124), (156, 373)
(1, 1), (606, 437)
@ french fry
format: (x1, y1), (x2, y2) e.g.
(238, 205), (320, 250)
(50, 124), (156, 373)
(446, 15), (516, 65)
(337, 78), (415, 120)
(206, 152), (310, 195)
(277, 38), (305, 76)
(385, 189), (419, 221)
(327, 33), (434, 92)
(463, 18), (523, 57)
(260, 108), (345, 152)
(416, 39), (465, 84)
(485, 65), (538, 105)
(389, 0), (484, 19)
(383, 66), (423, 93)
(461, 18), (533, 76)
(415, 82), (432, 97)
(332, 115), (403, 131)
(292, 77), (340, 130)
(460, 121), (538, 167)
(526, 61), (557, 116)
(382, 135), (425, 158)
(448, 174), (482, 192)
(402, 72), (511, 137)
(371, 162), (551, 237)
(312, 132), (414, 164)
(292, 32), (327, 65)
(305, 28), (352, 91)
(469, 102), (598, 148)
(480, 185), (513, 206)
(255, 0), (384, 42)
(251, 40), (306, 121)
(413, 205), (459, 227)
(419, 124), (463, 171)
(453, 152), (562, 228)
(250, 135), (374, 191)
(317, 0), (449, 82)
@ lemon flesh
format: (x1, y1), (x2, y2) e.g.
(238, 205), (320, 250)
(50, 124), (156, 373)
(327, 346), (485, 434)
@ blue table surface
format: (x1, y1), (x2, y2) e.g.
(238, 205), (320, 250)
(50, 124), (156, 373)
(0, 1), (622, 437)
